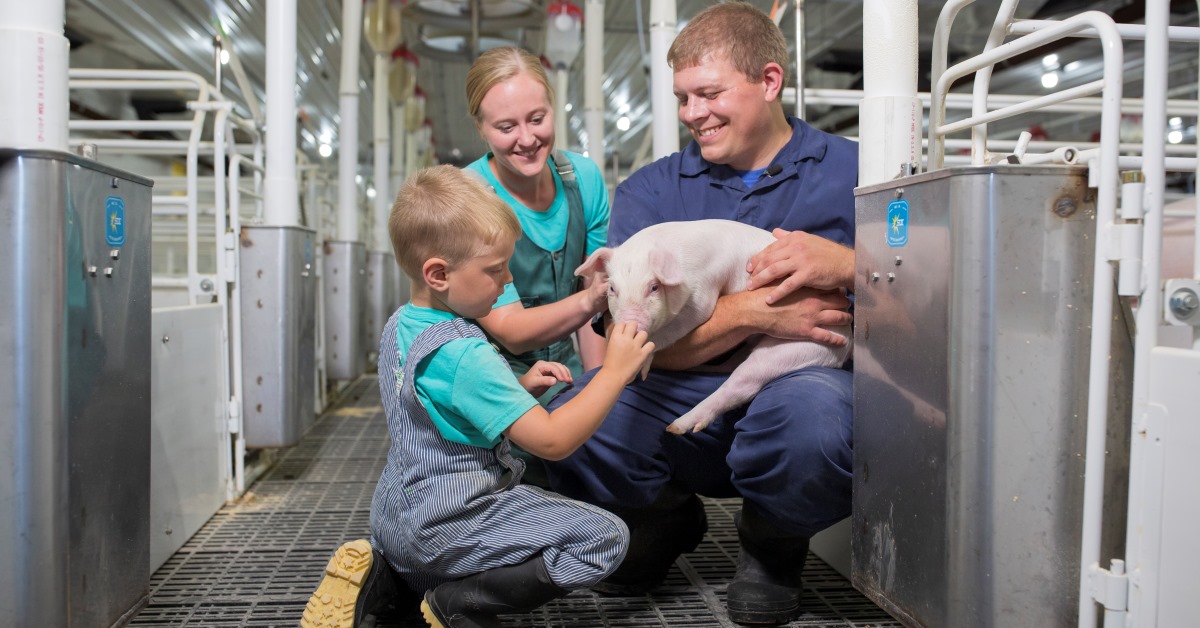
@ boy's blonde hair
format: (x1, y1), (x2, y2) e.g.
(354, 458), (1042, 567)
(668, 1), (789, 87)
(389, 165), (522, 279)
(465, 46), (555, 122)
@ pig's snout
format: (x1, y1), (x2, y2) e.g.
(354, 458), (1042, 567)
(611, 308), (651, 334)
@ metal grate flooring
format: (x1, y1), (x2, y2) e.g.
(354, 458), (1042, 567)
(130, 376), (900, 628)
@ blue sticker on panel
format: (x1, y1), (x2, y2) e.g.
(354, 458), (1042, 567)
(886, 199), (909, 247)
(105, 196), (126, 247)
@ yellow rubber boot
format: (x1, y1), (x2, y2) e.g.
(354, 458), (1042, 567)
(301, 539), (375, 627)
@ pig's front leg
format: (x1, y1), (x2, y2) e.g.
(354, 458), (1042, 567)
(666, 338), (780, 434)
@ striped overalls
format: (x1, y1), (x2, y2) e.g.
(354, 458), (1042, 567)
(369, 310), (628, 592)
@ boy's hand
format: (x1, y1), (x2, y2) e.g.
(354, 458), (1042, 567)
(519, 360), (573, 398)
(599, 322), (656, 385)
(583, 272), (610, 315)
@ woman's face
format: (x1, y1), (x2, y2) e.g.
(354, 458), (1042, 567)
(476, 73), (555, 182)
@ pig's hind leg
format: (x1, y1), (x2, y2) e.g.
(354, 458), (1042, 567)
(666, 338), (845, 435)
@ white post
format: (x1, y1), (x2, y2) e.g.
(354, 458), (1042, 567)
(858, 0), (922, 186)
(555, 68), (570, 151)
(391, 103), (406, 196)
(338, 0), (364, 242)
(584, 0), (605, 174)
(0, 0), (68, 151)
(373, 54), (391, 253)
(264, 0), (299, 226)
(649, 0), (678, 159)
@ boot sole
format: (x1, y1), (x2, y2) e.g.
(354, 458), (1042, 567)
(301, 539), (374, 628)
(419, 597), (447, 628)
(727, 605), (802, 626)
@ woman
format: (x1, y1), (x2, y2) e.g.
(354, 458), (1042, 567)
(464, 46), (610, 404)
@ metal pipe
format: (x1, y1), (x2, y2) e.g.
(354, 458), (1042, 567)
(1122, 1), (1169, 624)
(649, 0), (677, 159)
(929, 0), (977, 170)
(337, 0), (364, 242)
(794, 0), (805, 119)
(584, 0), (605, 173)
(968, 0), (1022, 163)
(0, 0), (68, 150)
(1010, 19), (1199, 42)
(264, 0), (299, 226)
(391, 103), (405, 194)
(555, 68), (570, 152)
(373, 53), (390, 252)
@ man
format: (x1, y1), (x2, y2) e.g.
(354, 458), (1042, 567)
(544, 2), (857, 625)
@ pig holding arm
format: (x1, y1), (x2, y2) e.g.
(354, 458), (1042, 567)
(574, 218), (852, 435)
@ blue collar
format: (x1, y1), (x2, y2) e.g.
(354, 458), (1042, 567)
(678, 116), (830, 178)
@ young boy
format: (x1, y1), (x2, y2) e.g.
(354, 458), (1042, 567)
(301, 165), (654, 628)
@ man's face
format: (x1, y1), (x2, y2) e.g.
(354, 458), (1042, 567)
(673, 55), (774, 171)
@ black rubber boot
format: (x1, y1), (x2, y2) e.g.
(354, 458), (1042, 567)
(726, 508), (810, 625)
(590, 488), (708, 596)
(302, 539), (420, 627)
(420, 555), (567, 628)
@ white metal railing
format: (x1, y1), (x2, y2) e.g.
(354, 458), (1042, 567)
(926, 1), (1198, 626)
(68, 67), (263, 503)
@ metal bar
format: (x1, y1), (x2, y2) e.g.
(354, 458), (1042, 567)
(938, 80), (1104, 136)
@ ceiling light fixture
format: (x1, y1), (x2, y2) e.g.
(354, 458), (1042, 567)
(1041, 72), (1059, 89)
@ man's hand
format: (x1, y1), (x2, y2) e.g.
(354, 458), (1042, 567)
(745, 229), (855, 304)
(518, 360), (573, 398)
(739, 285), (852, 346)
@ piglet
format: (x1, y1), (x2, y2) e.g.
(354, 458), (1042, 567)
(575, 219), (851, 434)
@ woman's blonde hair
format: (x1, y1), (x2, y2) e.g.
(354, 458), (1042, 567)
(464, 46), (555, 122)
(668, 1), (789, 86)
(389, 165), (521, 278)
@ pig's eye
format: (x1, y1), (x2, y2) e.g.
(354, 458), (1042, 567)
(649, 283), (660, 294)
(608, 285), (617, 296)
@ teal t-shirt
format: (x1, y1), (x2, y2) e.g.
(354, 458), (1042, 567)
(396, 305), (538, 448)
(465, 151), (610, 308)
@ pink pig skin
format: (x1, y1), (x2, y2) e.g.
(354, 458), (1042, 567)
(575, 219), (852, 434)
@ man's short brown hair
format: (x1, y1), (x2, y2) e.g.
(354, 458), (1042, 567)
(668, 1), (789, 86)
(388, 165), (521, 279)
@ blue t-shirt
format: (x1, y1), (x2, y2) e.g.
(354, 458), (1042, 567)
(396, 305), (538, 448)
(609, 117), (857, 249)
(466, 150), (610, 308)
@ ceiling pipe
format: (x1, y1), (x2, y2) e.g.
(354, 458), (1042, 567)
(264, 0), (300, 226)
(0, 0), (68, 151)
(649, 0), (678, 159)
(584, 0), (605, 174)
(858, 0), (921, 186)
(338, 0), (365, 242)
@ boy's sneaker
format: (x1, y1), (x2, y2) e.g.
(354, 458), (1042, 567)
(301, 539), (409, 627)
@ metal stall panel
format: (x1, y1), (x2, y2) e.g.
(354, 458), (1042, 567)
(150, 303), (228, 571)
(65, 155), (153, 628)
(324, 240), (369, 379)
(851, 166), (1130, 628)
(1, 150), (153, 626)
(1, 151), (70, 627)
(239, 225), (318, 447)
(366, 250), (397, 359)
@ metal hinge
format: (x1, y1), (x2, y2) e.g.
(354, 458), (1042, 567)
(1091, 559), (1129, 612)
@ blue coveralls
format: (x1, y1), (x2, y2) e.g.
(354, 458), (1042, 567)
(544, 117), (857, 538)
(370, 311), (628, 591)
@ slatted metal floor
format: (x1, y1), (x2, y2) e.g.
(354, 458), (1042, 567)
(130, 376), (900, 627)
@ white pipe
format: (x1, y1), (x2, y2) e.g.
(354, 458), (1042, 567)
(338, 0), (364, 242)
(0, 0), (68, 150)
(185, 102), (205, 304)
(373, 54), (391, 253)
(1011, 19), (1200, 42)
(1124, 1), (1169, 625)
(555, 68), (569, 151)
(784, 87), (1200, 118)
(858, 0), (921, 186)
(929, 0), (977, 170)
(391, 103), (405, 194)
(969, 0), (1021, 164)
(794, 0), (805, 119)
(584, 0), (605, 173)
(1066, 15), (1123, 628)
(264, 0), (299, 226)
(649, 0), (677, 159)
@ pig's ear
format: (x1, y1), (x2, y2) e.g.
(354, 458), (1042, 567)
(648, 249), (684, 286)
(575, 247), (613, 278)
